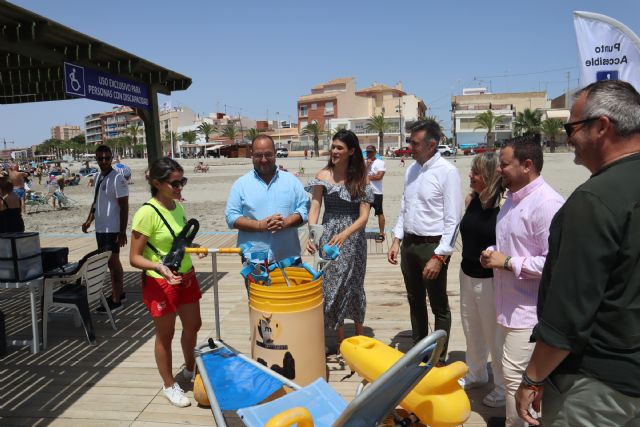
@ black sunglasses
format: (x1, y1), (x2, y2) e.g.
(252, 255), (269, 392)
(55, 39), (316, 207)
(563, 117), (599, 137)
(167, 177), (188, 189)
(96, 156), (112, 161)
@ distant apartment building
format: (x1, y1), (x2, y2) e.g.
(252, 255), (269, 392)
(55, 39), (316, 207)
(159, 106), (198, 137)
(451, 88), (549, 148)
(176, 113), (256, 144)
(297, 77), (426, 149)
(209, 113), (256, 132)
(84, 106), (145, 145)
(174, 112), (257, 157)
(159, 106), (198, 155)
(51, 125), (82, 141)
(85, 113), (103, 144)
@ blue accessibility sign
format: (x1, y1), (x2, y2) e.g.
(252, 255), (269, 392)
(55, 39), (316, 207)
(64, 62), (150, 110)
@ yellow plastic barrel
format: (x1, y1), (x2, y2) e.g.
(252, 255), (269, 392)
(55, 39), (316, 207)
(249, 267), (326, 386)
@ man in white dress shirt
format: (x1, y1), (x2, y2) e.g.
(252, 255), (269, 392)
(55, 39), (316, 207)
(388, 120), (462, 364)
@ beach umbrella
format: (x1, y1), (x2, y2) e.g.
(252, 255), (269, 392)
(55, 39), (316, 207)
(114, 163), (132, 180)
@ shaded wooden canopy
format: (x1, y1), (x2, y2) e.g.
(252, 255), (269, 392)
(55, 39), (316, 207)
(0, 1), (192, 163)
(0, 1), (191, 104)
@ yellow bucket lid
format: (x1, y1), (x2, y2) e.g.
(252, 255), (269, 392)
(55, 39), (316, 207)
(249, 267), (323, 312)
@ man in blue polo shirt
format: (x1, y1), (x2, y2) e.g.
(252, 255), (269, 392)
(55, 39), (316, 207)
(225, 135), (309, 262)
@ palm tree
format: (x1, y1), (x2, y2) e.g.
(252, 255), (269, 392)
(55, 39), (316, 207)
(35, 139), (50, 156)
(181, 130), (198, 144)
(246, 128), (261, 142)
(302, 122), (324, 157)
(126, 123), (143, 157)
(127, 123), (141, 146)
(117, 137), (130, 158)
(366, 113), (392, 153)
(70, 134), (86, 145)
(541, 118), (564, 153)
(180, 131), (198, 157)
(220, 123), (238, 143)
(104, 138), (119, 158)
(197, 122), (216, 143)
(474, 111), (506, 147)
(513, 108), (543, 137)
(58, 140), (72, 157)
(38, 138), (62, 158)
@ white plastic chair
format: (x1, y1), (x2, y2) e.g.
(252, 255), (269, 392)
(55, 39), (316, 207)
(42, 249), (116, 347)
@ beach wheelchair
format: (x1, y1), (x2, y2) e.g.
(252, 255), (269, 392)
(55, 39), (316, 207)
(194, 331), (470, 427)
(25, 191), (50, 213)
(51, 189), (77, 209)
(187, 248), (471, 427)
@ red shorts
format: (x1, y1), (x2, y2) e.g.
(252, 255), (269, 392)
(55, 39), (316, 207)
(142, 269), (202, 318)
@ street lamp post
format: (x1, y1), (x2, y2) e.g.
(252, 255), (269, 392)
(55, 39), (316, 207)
(276, 112), (280, 148)
(168, 110), (176, 158)
(398, 96), (403, 151)
(396, 96), (406, 154)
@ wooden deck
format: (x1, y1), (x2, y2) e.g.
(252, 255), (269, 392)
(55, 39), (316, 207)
(1, 232), (502, 426)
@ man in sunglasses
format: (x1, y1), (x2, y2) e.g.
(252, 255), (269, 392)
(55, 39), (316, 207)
(515, 79), (640, 426)
(225, 134), (308, 263)
(82, 145), (129, 313)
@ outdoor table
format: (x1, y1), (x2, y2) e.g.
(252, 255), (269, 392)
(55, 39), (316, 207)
(0, 277), (44, 354)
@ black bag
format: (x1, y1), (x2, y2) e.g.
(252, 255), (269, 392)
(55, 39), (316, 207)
(143, 203), (199, 272)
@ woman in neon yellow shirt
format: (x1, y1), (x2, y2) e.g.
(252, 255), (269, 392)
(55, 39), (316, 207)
(130, 157), (203, 408)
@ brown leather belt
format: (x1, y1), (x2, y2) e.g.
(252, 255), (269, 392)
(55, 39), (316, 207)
(403, 233), (442, 244)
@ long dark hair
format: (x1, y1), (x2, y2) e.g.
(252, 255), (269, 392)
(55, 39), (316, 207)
(148, 157), (184, 196)
(326, 129), (367, 199)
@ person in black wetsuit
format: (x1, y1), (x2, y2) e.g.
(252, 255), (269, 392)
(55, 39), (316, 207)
(0, 177), (24, 232)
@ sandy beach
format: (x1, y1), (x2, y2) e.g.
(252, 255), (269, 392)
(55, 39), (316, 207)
(4, 151), (592, 426)
(24, 152), (589, 237)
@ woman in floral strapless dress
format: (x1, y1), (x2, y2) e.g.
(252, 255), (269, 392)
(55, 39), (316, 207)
(306, 129), (373, 349)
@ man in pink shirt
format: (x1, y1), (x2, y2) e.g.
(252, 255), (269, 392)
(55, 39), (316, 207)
(480, 136), (564, 427)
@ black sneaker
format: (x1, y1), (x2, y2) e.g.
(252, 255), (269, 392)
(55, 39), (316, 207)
(96, 298), (123, 314)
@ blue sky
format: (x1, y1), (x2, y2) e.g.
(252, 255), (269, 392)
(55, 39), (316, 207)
(3, 0), (640, 147)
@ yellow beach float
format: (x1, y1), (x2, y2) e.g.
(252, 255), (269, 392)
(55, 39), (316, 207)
(340, 336), (471, 427)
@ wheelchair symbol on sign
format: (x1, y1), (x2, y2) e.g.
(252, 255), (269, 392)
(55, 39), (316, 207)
(69, 68), (81, 91)
(64, 62), (85, 96)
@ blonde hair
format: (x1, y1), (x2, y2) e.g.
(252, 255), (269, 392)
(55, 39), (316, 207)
(470, 152), (502, 209)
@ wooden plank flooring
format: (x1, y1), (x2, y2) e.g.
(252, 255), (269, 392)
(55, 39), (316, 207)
(1, 232), (501, 426)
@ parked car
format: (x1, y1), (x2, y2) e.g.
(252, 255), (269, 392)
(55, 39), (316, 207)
(394, 146), (412, 157)
(276, 147), (289, 158)
(437, 144), (455, 156)
(463, 143), (495, 156)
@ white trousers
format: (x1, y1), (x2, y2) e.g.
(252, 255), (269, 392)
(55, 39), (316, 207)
(497, 325), (535, 427)
(459, 271), (504, 391)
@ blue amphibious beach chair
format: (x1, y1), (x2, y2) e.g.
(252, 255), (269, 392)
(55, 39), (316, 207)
(190, 246), (461, 426)
(195, 327), (448, 426)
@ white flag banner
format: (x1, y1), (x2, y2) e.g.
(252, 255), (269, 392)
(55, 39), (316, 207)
(574, 11), (640, 91)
